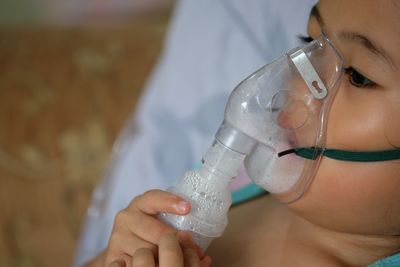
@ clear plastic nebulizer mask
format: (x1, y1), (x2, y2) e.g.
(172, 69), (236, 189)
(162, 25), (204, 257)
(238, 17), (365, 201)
(221, 33), (344, 202)
(161, 33), (343, 249)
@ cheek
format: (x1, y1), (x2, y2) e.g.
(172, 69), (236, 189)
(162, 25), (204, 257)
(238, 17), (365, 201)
(326, 86), (390, 150)
(290, 159), (400, 235)
(325, 77), (400, 151)
(385, 110), (400, 147)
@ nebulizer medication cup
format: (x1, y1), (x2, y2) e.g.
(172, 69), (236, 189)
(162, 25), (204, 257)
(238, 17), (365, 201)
(160, 34), (344, 250)
(159, 139), (247, 249)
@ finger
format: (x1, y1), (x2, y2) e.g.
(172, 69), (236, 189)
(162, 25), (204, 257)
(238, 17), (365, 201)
(183, 248), (201, 267)
(131, 190), (191, 216)
(107, 254), (132, 267)
(112, 208), (174, 247)
(129, 209), (178, 244)
(176, 232), (196, 249)
(132, 248), (156, 267)
(108, 259), (126, 267)
(200, 256), (212, 267)
(106, 231), (157, 264)
(176, 232), (205, 259)
(158, 233), (184, 267)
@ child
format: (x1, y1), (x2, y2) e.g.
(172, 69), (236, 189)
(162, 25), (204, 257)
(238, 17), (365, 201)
(85, 0), (400, 266)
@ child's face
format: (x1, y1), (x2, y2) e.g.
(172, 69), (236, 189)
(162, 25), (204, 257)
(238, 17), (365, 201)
(289, 0), (400, 237)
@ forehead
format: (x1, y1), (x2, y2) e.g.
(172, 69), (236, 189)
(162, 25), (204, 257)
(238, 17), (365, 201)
(318, 0), (400, 34)
(317, 0), (400, 67)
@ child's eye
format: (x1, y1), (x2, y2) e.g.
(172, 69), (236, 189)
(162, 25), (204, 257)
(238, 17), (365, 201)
(298, 35), (314, 44)
(297, 36), (376, 89)
(344, 67), (376, 88)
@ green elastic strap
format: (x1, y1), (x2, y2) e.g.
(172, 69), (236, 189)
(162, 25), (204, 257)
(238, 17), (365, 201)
(281, 147), (400, 162)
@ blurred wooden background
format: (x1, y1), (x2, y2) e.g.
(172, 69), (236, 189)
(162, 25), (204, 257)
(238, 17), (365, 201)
(0, 2), (172, 266)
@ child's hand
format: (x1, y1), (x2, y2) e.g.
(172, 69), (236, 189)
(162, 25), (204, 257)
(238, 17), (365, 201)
(109, 233), (212, 267)
(104, 189), (208, 267)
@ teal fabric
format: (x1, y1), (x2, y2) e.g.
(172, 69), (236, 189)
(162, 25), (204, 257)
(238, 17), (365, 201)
(368, 253), (400, 267)
(230, 184), (400, 266)
(231, 183), (266, 206)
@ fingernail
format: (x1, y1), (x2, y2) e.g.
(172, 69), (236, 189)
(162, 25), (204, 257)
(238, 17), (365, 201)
(178, 231), (205, 259)
(201, 255), (212, 267)
(175, 201), (190, 213)
(197, 247), (206, 259)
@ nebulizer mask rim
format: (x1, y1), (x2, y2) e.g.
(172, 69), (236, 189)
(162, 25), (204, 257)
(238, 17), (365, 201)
(213, 32), (400, 204)
(263, 33), (400, 202)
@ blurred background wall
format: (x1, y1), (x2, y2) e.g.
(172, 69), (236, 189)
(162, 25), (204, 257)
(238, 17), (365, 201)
(0, 1), (174, 266)
(0, 0), (175, 25)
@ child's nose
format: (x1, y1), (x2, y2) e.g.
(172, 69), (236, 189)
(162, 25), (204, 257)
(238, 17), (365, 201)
(276, 98), (309, 130)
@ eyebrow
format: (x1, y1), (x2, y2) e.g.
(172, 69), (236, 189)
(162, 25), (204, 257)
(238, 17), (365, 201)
(310, 5), (397, 70)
